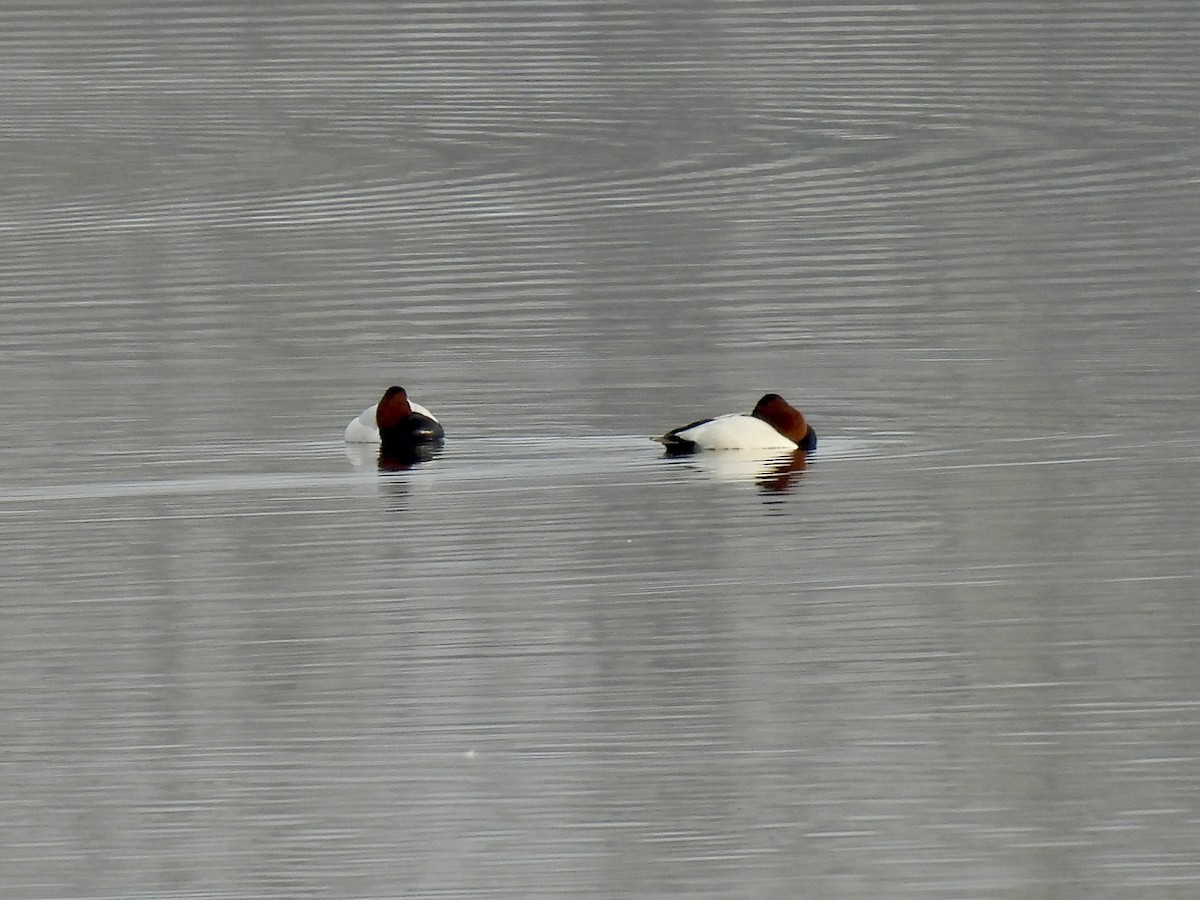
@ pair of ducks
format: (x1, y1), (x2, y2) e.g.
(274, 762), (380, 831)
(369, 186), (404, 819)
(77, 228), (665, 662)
(347, 386), (817, 456)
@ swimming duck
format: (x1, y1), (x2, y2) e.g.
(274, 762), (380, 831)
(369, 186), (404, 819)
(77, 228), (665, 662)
(344, 386), (444, 450)
(655, 393), (816, 454)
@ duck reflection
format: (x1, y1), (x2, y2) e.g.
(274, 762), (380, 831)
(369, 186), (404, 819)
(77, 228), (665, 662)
(343, 441), (442, 472)
(665, 447), (809, 494)
(376, 443), (441, 472)
(755, 448), (808, 493)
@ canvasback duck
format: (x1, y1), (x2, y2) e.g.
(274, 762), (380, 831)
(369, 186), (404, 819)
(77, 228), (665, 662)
(655, 393), (817, 454)
(344, 386), (444, 449)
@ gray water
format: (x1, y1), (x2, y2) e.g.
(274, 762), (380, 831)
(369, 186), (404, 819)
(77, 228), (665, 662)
(3, 3), (1199, 897)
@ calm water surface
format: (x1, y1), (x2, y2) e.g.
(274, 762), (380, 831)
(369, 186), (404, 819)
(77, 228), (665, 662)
(2, 3), (1199, 897)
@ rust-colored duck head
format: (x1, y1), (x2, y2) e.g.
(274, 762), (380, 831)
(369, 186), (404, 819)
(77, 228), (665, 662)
(375, 386), (414, 431)
(751, 393), (817, 452)
(375, 385), (444, 449)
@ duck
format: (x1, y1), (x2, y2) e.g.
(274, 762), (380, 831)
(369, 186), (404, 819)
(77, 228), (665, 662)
(655, 393), (817, 454)
(344, 386), (444, 450)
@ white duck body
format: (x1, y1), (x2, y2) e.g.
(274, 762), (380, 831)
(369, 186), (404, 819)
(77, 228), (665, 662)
(344, 401), (438, 443)
(668, 413), (798, 451)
